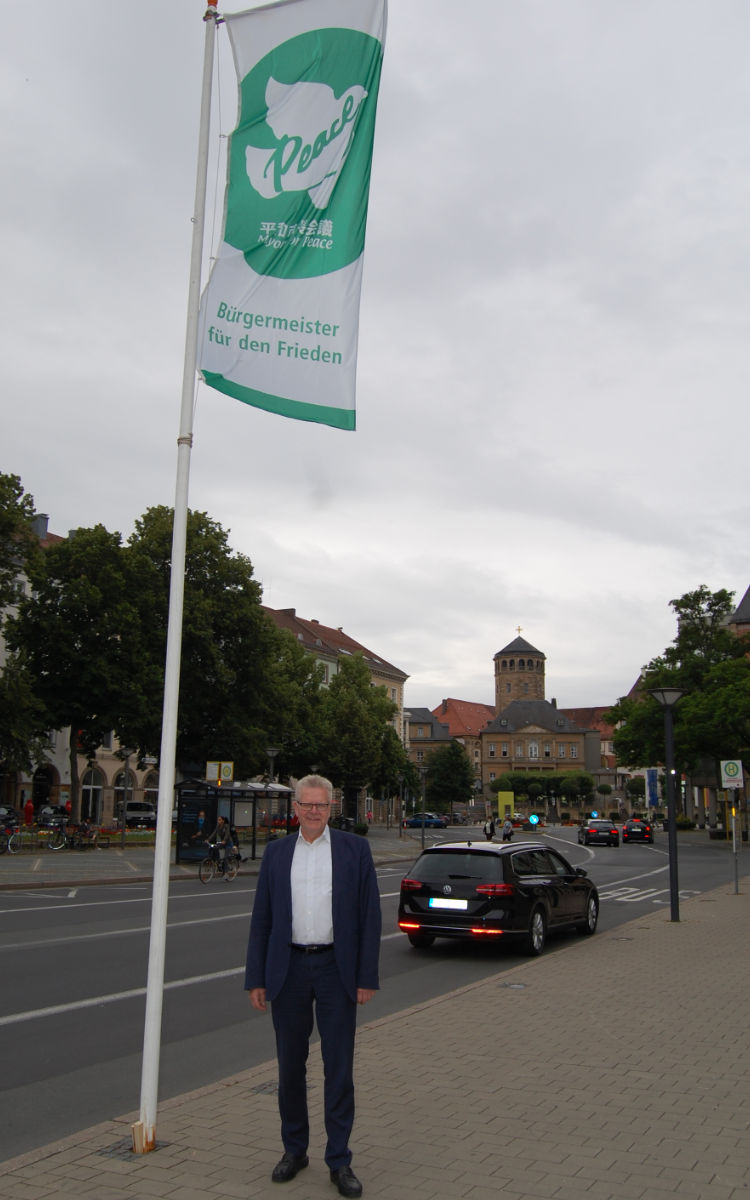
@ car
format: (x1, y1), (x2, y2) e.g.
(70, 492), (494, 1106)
(397, 840), (599, 956)
(404, 812), (447, 828)
(450, 813), (468, 824)
(36, 804), (68, 828)
(622, 818), (654, 844)
(578, 818), (619, 846)
(116, 800), (157, 829)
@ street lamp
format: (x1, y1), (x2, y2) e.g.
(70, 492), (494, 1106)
(418, 765), (427, 849)
(265, 746), (283, 829)
(650, 687), (685, 922)
(118, 748), (135, 850)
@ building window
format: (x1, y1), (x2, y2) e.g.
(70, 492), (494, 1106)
(523, 683), (529, 694)
(506, 683), (511, 694)
(101, 731), (113, 750)
(489, 771), (496, 782)
(417, 727), (424, 738)
(518, 659), (525, 671)
(501, 661), (507, 671)
(528, 742), (539, 759)
(488, 743), (496, 758)
(416, 750), (424, 763)
(558, 744), (566, 758)
(509, 660), (515, 671)
(544, 743), (551, 758)
(501, 743), (509, 757)
(515, 743), (524, 758)
(570, 745), (578, 759)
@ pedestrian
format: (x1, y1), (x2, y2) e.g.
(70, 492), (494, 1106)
(502, 816), (514, 842)
(245, 774), (381, 1198)
(483, 815), (495, 841)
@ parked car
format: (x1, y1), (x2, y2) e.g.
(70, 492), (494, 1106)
(37, 805), (68, 828)
(116, 800), (157, 829)
(0, 805), (22, 829)
(403, 812), (447, 828)
(578, 818), (619, 846)
(622, 818), (653, 844)
(398, 840), (599, 956)
(450, 813), (468, 824)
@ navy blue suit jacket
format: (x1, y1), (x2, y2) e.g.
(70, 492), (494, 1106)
(244, 828), (382, 1003)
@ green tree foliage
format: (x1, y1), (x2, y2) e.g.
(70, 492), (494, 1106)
(262, 626), (325, 781)
(125, 506), (281, 778)
(607, 586), (750, 773)
(370, 724), (412, 807)
(315, 653), (396, 817)
(0, 651), (50, 778)
(8, 524), (142, 817)
(0, 472), (40, 617)
(425, 739), (475, 814)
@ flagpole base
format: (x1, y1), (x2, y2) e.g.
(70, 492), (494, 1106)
(131, 1121), (156, 1154)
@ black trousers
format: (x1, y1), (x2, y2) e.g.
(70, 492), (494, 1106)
(271, 948), (357, 1169)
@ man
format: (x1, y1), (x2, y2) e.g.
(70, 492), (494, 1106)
(245, 775), (381, 1198)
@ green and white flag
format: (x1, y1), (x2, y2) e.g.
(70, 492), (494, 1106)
(198, 0), (387, 431)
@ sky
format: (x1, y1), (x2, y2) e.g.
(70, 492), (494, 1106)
(3, 0), (750, 716)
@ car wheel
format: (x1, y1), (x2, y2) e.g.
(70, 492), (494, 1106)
(407, 932), (435, 949)
(523, 907), (546, 956)
(577, 894), (599, 936)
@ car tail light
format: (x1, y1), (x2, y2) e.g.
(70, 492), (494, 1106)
(400, 878), (422, 891)
(644, 825), (651, 833)
(398, 920), (421, 931)
(471, 928), (504, 935)
(475, 883), (514, 896)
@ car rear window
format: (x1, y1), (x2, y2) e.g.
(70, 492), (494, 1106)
(589, 820), (612, 828)
(410, 850), (501, 883)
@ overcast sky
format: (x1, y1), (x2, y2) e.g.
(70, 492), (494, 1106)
(3, 1), (750, 715)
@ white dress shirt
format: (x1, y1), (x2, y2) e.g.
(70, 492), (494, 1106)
(290, 824), (333, 944)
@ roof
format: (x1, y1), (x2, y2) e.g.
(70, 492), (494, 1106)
(483, 699), (592, 734)
(729, 584), (750, 627)
(263, 607), (408, 681)
(431, 697), (496, 737)
(558, 706), (615, 737)
(494, 635), (545, 659)
(407, 709), (452, 740)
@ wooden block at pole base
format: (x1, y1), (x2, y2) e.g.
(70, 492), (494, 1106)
(131, 1120), (156, 1154)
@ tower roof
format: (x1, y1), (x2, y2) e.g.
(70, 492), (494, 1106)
(494, 635), (545, 659)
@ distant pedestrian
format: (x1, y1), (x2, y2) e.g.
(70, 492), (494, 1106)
(502, 817), (514, 842)
(483, 816), (495, 841)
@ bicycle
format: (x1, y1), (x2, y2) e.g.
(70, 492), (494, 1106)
(6, 827), (39, 854)
(199, 842), (239, 884)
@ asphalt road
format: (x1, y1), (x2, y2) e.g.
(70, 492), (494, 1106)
(0, 826), (745, 1162)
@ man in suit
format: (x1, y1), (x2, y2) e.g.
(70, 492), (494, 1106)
(245, 775), (381, 1198)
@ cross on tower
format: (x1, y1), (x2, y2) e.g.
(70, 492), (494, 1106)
(515, 625), (523, 636)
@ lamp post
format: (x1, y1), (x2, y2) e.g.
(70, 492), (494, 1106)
(418, 765), (427, 849)
(265, 746), (282, 829)
(649, 687), (685, 922)
(119, 748), (135, 850)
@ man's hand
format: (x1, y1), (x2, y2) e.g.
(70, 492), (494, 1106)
(249, 987), (267, 1012)
(356, 988), (375, 1005)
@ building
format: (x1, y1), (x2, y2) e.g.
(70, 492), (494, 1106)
(406, 707), (452, 768)
(430, 697), (495, 782)
(262, 606), (409, 741)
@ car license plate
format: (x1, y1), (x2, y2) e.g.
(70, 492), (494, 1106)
(429, 898), (468, 910)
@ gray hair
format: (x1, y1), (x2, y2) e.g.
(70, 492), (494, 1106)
(294, 774), (333, 803)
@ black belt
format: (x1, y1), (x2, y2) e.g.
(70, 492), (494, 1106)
(290, 943), (333, 954)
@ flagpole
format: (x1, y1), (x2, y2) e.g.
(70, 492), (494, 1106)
(132, 0), (219, 1154)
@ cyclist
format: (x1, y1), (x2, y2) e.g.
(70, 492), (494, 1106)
(206, 815), (232, 875)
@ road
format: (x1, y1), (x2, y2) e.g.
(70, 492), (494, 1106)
(0, 826), (745, 1162)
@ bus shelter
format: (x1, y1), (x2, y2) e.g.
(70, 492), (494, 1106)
(174, 779), (294, 863)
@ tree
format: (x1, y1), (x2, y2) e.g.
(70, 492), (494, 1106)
(0, 472), (40, 617)
(370, 724), (412, 813)
(8, 525), (142, 818)
(125, 506), (283, 778)
(425, 740), (475, 814)
(607, 586), (750, 776)
(315, 653), (396, 818)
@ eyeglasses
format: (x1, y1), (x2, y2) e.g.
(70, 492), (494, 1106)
(295, 801), (331, 811)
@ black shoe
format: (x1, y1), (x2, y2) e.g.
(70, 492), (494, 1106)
(330, 1165), (363, 1197)
(271, 1151), (309, 1182)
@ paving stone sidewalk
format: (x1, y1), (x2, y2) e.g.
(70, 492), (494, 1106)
(1, 882), (747, 1200)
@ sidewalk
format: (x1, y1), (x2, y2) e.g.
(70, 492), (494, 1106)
(1, 845), (749, 1199)
(0, 824), (420, 889)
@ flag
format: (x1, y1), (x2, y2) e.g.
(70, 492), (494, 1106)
(198, 0), (387, 431)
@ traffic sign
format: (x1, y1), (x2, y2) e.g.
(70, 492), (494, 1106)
(529, 814), (539, 825)
(720, 760), (744, 789)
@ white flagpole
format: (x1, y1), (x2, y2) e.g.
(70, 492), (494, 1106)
(132, 0), (220, 1154)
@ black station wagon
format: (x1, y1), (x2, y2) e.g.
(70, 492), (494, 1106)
(398, 840), (599, 956)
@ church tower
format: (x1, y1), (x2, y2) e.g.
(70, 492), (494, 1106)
(494, 633), (546, 713)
